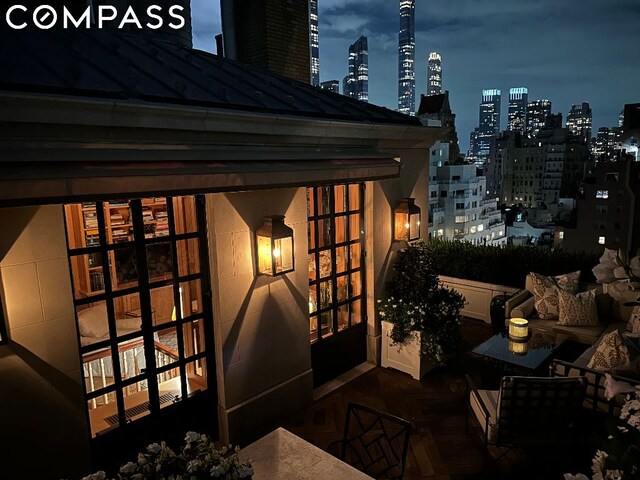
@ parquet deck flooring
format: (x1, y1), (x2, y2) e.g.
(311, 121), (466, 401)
(284, 319), (593, 479)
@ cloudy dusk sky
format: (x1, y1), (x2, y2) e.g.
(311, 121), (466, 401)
(192, 0), (640, 151)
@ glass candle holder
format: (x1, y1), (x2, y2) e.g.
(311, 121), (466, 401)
(508, 317), (529, 340)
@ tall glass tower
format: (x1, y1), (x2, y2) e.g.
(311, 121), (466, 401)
(477, 89), (502, 160)
(527, 99), (552, 136)
(427, 52), (442, 96)
(566, 102), (592, 140)
(344, 36), (368, 102)
(398, 0), (415, 114)
(507, 87), (528, 133)
(309, 0), (320, 86)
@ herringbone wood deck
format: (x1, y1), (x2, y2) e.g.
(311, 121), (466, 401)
(284, 319), (592, 479)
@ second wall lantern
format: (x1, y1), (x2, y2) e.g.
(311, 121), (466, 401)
(256, 215), (294, 276)
(394, 198), (421, 242)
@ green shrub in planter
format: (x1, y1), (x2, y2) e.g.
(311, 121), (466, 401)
(378, 242), (465, 366)
(424, 239), (599, 288)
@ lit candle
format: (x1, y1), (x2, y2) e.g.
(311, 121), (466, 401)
(508, 318), (529, 339)
(509, 339), (528, 355)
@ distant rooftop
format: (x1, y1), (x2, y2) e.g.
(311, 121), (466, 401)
(0, 30), (420, 126)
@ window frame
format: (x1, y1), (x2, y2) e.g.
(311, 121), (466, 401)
(0, 295), (7, 345)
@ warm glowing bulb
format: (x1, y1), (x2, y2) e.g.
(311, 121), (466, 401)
(404, 223), (410, 229)
(417, 221), (421, 226)
(273, 247), (281, 258)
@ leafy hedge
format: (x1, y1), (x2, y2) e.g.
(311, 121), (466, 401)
(424, 239), (599, 288)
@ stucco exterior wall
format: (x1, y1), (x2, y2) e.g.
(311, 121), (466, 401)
(0, 205), (89, 480)
(206, 188), (312, 446)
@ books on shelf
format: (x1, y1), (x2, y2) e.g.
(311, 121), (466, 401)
(89, 271), (105, 292)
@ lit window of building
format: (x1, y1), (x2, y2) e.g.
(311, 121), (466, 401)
(599, 236), (606, 245)
(596, 190), (609, 199)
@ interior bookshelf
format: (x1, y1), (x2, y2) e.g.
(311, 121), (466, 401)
(65, 199), (173, 297)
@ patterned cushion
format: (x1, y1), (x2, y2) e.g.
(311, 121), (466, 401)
(529, 271), (580, 320)
(628, 306), (640, 334)
(587, 330), (640, 375)
(557, 289), (599, 326)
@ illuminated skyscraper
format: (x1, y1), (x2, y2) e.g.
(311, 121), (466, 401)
(427, 52), (442, 96)
(343, 36), (368, 102)
(476, 89), (502, 161)
(507, 87), (528, 133)
(309, 0), (320, 86)
(526, 99), (552, 136)
(398, 0), (415, 114)
(566, 101), (592, 140)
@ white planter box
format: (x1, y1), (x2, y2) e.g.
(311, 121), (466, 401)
(381, 320), (432, 380)
(438, 275), (518, 324)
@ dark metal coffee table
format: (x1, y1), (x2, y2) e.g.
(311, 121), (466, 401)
(471, 331), (568, 377)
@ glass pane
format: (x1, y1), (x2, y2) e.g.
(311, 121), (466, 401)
(186, 358), (207, 397)
(321, 311), (333, 338)
(308, 221), (316, 250)
(70, 254), (105, 298)
(180, 279), (203, 318)
(182, 319), (206, 359)
(156, 326), (179, 362)
(142, 198), (169, 239)
(77, 301), (109, 344)
(83, 347), (115, 394)
(310, 316), (318, 343)
(336, 246), (348, 273)
(349, 184), (361, 211)
(309, 254), (317, 282)
(319, 280), (332, 309)
(123, 384), (151, 421)
(113, 247), (138, 291)
(87, 392), (117, 438)
(350, 243), (361, 270)
(309, 288), (317, 314)
(318, 219), (331, 247)
(176, 238), (200, 277)
(158, 368), (181, 409)
(351, 299), (363, 325)
(334, 185), (346, 213)
(114, 293), (143, 336)
(337, 275), (348, 303)
(335, 216), (347, 244)
(118, 335), (145, 382)
(318, 250), (332, 279)
(105, 201), (134, 244)
(307, 188), (315, 217)
(317, 186), (331, 216)
(150, 285), (175, 326)
(65, 203), (99, 249)
(350, 271), (362, 297)
(146, 242), (173, 282)
(338, 305), (349, 332)
(349, 214), (361, 240)
(172, 196), (198, 235)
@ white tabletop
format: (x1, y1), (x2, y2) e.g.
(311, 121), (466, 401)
(239, 427), (373, 479)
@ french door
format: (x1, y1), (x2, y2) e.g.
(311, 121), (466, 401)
(63, 195), (216, 467)
(308, 184), (367, 386)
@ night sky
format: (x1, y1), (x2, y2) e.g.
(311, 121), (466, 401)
(191, 0), (640, 152)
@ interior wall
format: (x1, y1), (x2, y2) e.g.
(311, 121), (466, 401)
(0, 205), (90, 480)
(205, 188), (312, 446)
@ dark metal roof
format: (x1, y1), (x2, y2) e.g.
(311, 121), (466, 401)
(0, 29), (420, 126)
(417, 93), (447, 115)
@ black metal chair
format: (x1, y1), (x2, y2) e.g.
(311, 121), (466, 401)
(327, 402), (411, 479)
(466, 374), (588, 462)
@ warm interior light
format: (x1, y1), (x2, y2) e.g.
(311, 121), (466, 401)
(509, 338), (528, 355)
(256, 215), (294, 276)
(508, 317), (529, 340)
(272, 247), (281, 258)
(404, 222), (410, 229)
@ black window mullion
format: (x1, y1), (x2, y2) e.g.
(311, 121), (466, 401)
(313, 187), (322, 343)
(95, 202), (128, 429)
(130, 200), (160, 414)
(166, 197), (188, 402)
(329, 188), (339, 336)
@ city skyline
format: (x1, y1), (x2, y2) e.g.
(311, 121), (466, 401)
(190, 0), (639, 152)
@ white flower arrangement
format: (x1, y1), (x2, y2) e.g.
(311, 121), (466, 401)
(74, 432), (253, 480)
(592, 248), (640, 303)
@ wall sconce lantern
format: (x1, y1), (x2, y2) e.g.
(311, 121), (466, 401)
(256, 215), (294, 276)
(394, 198), (421, 242)
(508, 317), (529, 340)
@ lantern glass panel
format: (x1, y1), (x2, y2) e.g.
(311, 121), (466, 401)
(273, 236), (293, 274)
(409, 212), (421, 240)
(257, 235), (273, 275)
(394, 212), (410, 241)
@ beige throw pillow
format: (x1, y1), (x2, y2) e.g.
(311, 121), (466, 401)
(627, 306), (640, 334)
(557, 289), (599, 326)
(587, 330), (639, 375)
(529, 271), (580, 320)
